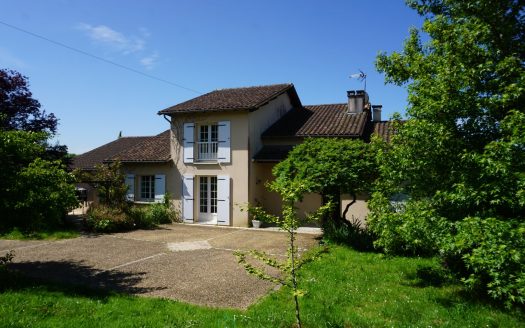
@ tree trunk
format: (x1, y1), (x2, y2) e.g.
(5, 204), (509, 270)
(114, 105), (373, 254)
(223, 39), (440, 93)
(342, 192), (357, 221)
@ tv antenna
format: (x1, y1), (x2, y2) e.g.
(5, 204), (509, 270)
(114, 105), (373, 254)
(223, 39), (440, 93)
(350, 70), (367, 91)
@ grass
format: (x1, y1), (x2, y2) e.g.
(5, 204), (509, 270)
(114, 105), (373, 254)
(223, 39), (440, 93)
(0, 245), (523, 327)
(0, 225), (80, 240)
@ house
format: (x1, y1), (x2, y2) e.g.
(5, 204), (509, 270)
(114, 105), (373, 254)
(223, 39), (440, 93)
(73, 83), (392, 227)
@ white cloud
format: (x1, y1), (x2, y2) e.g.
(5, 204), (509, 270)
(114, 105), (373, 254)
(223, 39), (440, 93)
(140, 52), (159, 70)
(77, 23), (145, 54)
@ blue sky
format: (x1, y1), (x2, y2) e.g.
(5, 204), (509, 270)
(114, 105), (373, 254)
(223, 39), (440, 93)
(1, 0), (424, 154)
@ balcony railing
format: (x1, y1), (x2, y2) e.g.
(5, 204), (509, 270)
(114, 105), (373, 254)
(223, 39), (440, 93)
(197, 141), (218, 161)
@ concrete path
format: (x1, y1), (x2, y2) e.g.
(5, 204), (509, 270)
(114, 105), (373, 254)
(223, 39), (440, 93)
(1, 224), (321, 309)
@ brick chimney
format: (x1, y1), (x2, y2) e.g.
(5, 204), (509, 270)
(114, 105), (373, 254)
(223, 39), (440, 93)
(372, 105), (382, 122)
(347, 90), (369, 113)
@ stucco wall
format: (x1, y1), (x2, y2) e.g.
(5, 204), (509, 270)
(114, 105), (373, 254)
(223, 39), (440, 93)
(122, 161), (177, 206)
(253, 162), (371, 225)
(170, 111), (250, 226)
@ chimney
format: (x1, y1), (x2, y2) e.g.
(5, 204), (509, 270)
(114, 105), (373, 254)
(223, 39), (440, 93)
(347, 90), (369, 113)
(372, 105), (382, 122)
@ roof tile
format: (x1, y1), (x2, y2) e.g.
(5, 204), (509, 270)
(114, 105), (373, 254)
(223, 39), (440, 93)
(262, 104), (370, 138)
(159, 84), (294, 114)
(71, 130), (170, 170)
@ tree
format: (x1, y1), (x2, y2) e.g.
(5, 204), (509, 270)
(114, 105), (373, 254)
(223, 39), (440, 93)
(74, 161), (128, 208)
(271, 138), (378, 226)
(0, 69), (57, 134)
(236, 182), (330, 328)
(370, 0), (525, 305)
(0, 130), (78, 230)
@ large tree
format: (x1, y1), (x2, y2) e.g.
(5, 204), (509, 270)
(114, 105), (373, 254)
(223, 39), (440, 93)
(0, 69), (77, 230)
(271, 138), (378, 227)
(369, 0), (524, 306)
(1, 69), (57, 134)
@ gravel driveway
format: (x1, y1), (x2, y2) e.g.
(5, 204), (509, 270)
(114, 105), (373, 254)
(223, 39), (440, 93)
(0, 224), (321, 309)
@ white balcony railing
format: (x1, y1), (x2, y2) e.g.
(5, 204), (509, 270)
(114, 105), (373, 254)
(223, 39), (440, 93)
(197, 141), (218, 161)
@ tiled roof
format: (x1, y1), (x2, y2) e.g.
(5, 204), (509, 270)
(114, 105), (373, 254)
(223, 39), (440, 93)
(71, 130), (170, 170)
(373, 121), (400, 143)
(262, 104), (370, 138)
(109, 130), (171, 163)
(252, 145), (295, 162)
(159, 83), (298, 114)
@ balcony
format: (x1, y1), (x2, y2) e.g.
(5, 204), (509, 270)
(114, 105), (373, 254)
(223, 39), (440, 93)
(197, 141), (218, 161)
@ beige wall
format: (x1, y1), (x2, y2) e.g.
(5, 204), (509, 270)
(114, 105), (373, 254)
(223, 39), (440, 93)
(253, 162), (371, 225)
(168, 93), (295, 227)
(248, 93), (294, 214)
(170, 111), (250, 226)
(122, 161), (177, 207)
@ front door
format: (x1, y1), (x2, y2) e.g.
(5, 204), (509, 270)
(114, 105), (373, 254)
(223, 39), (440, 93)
(198, 176), (217, 224)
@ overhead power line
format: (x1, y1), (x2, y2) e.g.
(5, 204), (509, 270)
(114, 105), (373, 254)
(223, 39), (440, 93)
(0, 20), (203, 95)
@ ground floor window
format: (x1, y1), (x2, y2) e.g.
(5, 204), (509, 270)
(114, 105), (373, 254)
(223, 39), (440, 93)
(140, 175), (155, 200)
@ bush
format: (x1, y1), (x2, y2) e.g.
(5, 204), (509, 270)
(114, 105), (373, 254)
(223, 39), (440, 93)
(11, 158), (78, 230)
(146, 202), (175, 225)
(441, 217), (525, 307)
(86, 205), (133, 232)
(367, 193), (450, 256)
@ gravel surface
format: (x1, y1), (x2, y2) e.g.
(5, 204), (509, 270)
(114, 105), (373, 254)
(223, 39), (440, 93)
(1, 224), (321, 309)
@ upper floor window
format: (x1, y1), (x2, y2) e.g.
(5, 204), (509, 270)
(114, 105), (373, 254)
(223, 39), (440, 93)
(198, 124), (218, 161)
(183, 121), (231, 164)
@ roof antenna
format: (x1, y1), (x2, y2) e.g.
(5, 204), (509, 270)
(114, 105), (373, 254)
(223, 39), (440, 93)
(349, 69), (367, 91)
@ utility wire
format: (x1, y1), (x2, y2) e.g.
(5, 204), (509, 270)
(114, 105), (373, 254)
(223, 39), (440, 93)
(0, 19), (203, 95)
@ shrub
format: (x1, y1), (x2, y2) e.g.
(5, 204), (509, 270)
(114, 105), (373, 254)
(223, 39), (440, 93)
(441, 217), (525, 307)
(86, 205), (133, 232)
(146, 202), (175, 225)
(367, 193), (450, 256)
(11, 158), (78, 230)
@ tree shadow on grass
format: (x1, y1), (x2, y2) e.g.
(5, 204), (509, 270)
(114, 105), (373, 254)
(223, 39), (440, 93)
(3, 260), (166, 300)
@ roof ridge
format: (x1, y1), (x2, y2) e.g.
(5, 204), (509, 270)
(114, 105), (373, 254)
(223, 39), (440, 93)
(304, 103), (347, 107)
(214, 83), (292, 91)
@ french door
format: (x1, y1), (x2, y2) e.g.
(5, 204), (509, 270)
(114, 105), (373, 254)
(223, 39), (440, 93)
(198, 176), (217, 224)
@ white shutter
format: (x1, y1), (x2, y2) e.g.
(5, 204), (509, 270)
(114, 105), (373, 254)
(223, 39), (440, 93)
(154, 174), (166, 203)
(217, 175), (230, 226)
(183, 123), (195, 163)
(182, 175), (194, 223)
(125, 174), (135, 202)
(217, 121), (231, 163)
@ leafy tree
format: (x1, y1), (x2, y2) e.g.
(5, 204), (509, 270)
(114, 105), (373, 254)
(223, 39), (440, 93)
(0, 69), (70, 164)
(0, 69), (57, 134)
(271, 138), (378, 226)
(0, 130), (78, 230)
(236, 182), (330, 328)
(370, 0), (525, 305)
(74, 161), (128, 208)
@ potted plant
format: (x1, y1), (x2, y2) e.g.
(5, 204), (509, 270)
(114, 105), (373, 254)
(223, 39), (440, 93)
(251, 219), (261, 228)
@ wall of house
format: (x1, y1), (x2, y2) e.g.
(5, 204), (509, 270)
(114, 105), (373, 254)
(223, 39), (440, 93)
(253, 162), (370, 225)
(170, 111), (250, 226)
(122, 161), (177, 205)
(248, 93), (294, 215)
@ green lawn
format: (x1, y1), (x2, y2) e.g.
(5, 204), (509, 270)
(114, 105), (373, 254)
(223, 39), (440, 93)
(1, 245), (523, 327)
(0, 226), (80, 240)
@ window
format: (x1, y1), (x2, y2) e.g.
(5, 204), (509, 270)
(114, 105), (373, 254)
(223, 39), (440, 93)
(140, 175), (155, 200)
(197, 124), (218, 161)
